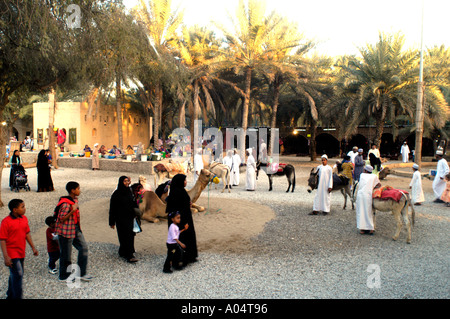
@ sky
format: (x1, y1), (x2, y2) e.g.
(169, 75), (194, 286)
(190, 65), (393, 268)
(123, 0), (450, 57)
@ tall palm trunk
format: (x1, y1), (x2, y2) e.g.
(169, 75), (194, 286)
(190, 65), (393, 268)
(309, 119), (317, 161)
(374, 107), (387, 149)
(193, 79), (200, 122)
(0, 104), (7, 206)
(116, 75), (123, 150)
(240, 67), (252, 158)
(269, 75), (281, 156)
(153, 82), (162, 149)
(48, 88), (59, 169)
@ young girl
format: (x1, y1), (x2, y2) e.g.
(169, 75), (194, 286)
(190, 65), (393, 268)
(440, 173), (450, 207)
(163, 211), (188, 273)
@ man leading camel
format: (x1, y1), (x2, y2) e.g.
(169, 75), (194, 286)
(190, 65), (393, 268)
(310, 154), (333, 215)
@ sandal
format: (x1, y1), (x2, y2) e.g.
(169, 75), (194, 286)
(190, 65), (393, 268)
(308, 211), (319, 215)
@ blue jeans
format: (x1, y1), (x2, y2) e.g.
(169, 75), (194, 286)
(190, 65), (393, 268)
(7, 258), (24, 299)
(58, 226), (88, 280)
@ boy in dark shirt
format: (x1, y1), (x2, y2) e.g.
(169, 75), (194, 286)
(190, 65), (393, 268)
(45, 216), (60, 274)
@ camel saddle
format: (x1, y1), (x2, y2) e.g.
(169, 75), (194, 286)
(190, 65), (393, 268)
(373, 186), (409, 202)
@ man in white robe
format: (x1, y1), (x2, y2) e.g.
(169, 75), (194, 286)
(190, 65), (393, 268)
(245, 148), (257, 191)
(409, 163), (424, 205)
(222, 150), (233, 189)
(231, 149), (241, 186)
(193, 148), (204, 184)
(432, 150), (450, 202)
(400, 141), (410, 163)
(355, 165), (381, 234)
(347, 146), (359, 164)
(310, 154), (333, 215)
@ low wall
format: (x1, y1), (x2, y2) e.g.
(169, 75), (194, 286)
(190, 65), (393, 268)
(56, 157), (164, 175)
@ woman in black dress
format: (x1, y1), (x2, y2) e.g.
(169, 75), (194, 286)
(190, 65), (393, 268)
(9, 150), (23, 188)
(109, 176), (139, 263)
(37, 149), (54, 192)
(166, 174), (198, 265)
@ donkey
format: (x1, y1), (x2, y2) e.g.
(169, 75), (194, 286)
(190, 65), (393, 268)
(256, 161), (296, 192)
(352, 182), (415, 243)
(307, 168), (353, 210)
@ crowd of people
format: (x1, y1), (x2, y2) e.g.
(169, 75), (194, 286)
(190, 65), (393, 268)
(1, 139), (449, 299)
(310, 146), (450, 238)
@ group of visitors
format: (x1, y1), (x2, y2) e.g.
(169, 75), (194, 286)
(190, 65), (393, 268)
(107, 174), (198, 273)
(311, 146), (449, 238)
(9, 149), (54, 192)
(0, 181), (92, 299)
(193, 147), (257, 191)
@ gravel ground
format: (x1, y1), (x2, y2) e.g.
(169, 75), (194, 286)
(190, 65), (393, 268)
(0, 163), (448, 300)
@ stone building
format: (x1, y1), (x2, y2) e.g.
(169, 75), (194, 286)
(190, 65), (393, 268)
(33, 101), (152, 152)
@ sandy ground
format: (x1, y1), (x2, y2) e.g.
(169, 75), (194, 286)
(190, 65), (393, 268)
(32, 195), (275, 256)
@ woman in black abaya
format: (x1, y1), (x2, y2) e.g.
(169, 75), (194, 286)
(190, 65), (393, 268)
(166, 174), (198, 265)
(37, 149), (54, 192)
(109, 176), (139, 263)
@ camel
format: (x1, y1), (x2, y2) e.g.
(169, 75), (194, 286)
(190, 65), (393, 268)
(153, 159), (192, 187)
(307, 168), (353, 210)
(137, 168), (214, 223)
(208, 161), (231, 193)
(352, 183), (415, 244)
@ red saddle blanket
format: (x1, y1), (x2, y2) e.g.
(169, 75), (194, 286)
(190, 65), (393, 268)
(373, 186), (409, 202)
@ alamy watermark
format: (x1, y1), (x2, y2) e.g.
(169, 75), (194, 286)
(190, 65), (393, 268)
(66, 4), (81, 29)
(170, 120), (280, 173)
(366, 264), (381, 289)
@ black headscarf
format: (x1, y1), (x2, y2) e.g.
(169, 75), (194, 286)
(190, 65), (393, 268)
(37, 150), (48, 168)
(117, 175), (130, 193)
(166, 174), (191, 227)
(11, 150), (20, 165)
(109, 176), (137, 227)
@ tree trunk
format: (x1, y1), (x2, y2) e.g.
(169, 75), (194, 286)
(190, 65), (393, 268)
(48, 89), (59, 169)
(193, 79), (200, 123)
(0, 105), (7, 207)
(179, 100), (186, 128)
(414, 81), (425, 166)
(309, 120), (317, 161)
(116, 75), (123, 150)
(240, 67), (252, 159)
(153, 83), (162, 150)
(269, 76), (280, 156)
(374, 107), (387, 150)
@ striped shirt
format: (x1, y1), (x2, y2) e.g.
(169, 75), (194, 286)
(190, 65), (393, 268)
(56, 201), (79, 239)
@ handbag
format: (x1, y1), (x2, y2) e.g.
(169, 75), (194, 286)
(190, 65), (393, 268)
(133, 217), (142, 233)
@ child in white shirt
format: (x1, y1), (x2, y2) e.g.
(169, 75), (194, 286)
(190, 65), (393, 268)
(163, 212), (188, 273)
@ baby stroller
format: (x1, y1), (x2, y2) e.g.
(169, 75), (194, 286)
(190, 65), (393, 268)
(11, 165), (31, 192)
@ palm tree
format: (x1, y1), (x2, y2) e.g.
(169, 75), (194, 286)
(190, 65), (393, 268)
(212, 0), (289, 157)
(329, 33), (419, 148)
(287, 55), (334, 160)
(258, 18), (315, 155)
(175, 25), (224, 146)
(330, 33), (449, 153)
(134, 0), (184, 149)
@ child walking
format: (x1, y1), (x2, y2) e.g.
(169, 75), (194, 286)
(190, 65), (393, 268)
(45, 216), (60, 274)
(0, 199), (39, 299)
(55, 181), (93, 282)
(163, 211), (188, 273)
(440, 173), (450, 207)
